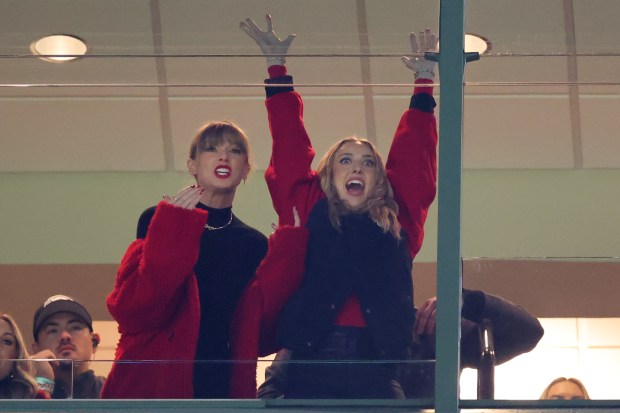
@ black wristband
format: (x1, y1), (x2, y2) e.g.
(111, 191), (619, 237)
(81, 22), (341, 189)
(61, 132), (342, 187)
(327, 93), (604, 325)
(265, 75), (294, 98)
(409, 93), (436, 113)
(461, 289), (486, 323)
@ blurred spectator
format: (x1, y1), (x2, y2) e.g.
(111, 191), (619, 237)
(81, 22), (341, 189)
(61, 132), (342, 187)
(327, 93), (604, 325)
(0, 313), (49, 399)
(540, 377), (590, 400)
(30, 295), (105, 399)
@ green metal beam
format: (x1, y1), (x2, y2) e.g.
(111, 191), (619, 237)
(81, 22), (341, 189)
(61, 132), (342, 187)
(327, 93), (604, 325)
(435, 0), (466, 412)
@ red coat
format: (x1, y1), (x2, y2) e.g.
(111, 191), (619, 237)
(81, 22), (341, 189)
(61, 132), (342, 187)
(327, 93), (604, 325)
(101, 202), (308, 399)
(265, 69), (437, 259)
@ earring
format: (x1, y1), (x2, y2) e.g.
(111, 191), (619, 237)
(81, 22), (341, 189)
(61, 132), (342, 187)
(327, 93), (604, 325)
(243, 177), (247, 184)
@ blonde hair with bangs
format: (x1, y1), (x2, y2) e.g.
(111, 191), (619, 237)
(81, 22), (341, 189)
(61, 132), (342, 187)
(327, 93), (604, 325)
(316, 137), (401, 239)
(188, 120), (252, 171)
(0, 313), (38, 399)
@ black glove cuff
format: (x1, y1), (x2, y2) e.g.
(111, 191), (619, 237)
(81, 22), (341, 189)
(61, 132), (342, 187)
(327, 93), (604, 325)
(265, 75), (294, 98)
(409, 93), (436, 113)
(461, 289), (486, 323)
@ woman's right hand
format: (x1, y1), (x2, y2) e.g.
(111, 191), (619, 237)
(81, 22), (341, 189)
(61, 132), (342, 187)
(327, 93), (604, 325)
(239, 14), (296, 66)
(163, 185), (204, 210)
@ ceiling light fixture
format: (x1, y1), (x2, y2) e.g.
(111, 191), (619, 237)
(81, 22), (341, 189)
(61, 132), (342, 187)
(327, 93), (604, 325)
(31, 34), (87, 63)
(465, 33), (492, 55)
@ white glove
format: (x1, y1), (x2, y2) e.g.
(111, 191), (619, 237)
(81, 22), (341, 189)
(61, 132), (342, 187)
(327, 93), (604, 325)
(240, 15), (296, 67)
(401, 28), (438, 80)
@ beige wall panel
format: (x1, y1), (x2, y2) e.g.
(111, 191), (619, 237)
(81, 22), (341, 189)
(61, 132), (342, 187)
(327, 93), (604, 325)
(463, 96), (574, 169)
(580, 96), (620, 168)
(0, 98), (165, 171)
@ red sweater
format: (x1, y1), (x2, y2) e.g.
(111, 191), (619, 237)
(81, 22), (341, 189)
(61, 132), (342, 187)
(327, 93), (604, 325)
(101, 202), (308, 399)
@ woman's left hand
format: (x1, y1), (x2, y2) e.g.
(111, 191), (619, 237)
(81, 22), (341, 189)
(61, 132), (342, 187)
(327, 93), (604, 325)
(163, 185), (204, 210)
(401, 28), (438, 80)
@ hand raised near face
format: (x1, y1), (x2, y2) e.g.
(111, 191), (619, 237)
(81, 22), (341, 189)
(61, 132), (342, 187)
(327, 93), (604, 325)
(163, 185), (204, 210)
(30, 349), (57, 379)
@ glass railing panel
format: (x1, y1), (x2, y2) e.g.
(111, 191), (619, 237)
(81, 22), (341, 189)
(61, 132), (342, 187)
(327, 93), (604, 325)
(461, 257), (620, 404)
(11, 358), (433, 401)
(460, 1), (620, 408)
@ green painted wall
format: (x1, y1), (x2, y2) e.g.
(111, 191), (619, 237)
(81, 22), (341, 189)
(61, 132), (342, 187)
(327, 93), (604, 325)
(462, 169), (620, 258)
(1, 169), (618, 264)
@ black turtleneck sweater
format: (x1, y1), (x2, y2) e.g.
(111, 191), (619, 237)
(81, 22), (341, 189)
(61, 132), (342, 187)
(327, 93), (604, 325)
(137, 202), (268, 398)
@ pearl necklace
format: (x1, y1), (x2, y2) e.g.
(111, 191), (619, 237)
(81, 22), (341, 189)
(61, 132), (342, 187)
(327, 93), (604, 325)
(205, 212), (233, 231)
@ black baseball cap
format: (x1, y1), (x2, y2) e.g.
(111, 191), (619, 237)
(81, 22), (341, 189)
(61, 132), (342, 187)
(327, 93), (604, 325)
(33, 295), (93, 339)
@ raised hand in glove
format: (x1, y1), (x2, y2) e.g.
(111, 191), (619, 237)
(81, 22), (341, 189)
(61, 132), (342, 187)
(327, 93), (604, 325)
(401, 28), (438, 80)
(240, 14), (296, 67)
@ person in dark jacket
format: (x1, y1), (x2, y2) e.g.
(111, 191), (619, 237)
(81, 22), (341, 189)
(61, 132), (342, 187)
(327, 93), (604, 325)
(258, 289), (544, 399)
(30, 295), (105, 399)
(242, 15), (439, 398)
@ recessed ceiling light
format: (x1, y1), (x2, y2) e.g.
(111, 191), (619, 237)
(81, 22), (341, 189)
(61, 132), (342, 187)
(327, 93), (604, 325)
(31, 34), (87, 63)
(465, 33), (492, 55)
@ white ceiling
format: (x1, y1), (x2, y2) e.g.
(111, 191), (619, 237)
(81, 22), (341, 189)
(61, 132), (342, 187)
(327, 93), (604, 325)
(1, 0), (619, 173)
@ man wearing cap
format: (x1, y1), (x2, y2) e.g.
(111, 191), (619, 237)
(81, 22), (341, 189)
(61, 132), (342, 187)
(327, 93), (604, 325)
(30, 294), (105, 399)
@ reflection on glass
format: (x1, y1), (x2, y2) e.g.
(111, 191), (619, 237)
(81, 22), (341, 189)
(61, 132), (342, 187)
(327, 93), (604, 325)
(90, 359), (436, 400)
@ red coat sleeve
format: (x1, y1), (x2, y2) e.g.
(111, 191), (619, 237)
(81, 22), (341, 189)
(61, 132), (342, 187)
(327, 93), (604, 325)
(229, 226), (309, 398)
(386, 80), (438, 258)
(257, 226), (309, 355)
(264, 79), (324, 228)
(106, 201), (208, 334)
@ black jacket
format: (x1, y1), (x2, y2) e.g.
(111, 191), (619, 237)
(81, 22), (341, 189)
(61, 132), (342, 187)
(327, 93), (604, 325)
(277, 199), (414, 359)
(52, 370), (105, 399)
(260, 289), (544, 399)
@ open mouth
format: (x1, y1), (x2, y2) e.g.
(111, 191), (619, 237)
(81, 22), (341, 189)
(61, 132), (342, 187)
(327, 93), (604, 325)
(214, 166), (231, 178)
(345, 179), (365, 196)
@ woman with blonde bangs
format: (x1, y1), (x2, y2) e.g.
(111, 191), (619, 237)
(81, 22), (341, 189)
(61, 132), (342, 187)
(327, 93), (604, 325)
(242, 15), (438, 398)
(0, 313), (50, 399)
(103, 120), (309, 399)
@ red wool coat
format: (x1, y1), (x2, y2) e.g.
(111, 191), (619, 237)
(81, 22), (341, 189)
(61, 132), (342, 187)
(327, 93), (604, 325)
(101, 202), (308, 399)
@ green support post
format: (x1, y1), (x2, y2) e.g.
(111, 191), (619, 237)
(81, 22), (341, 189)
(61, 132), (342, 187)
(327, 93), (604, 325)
(434, 0), (466, 412)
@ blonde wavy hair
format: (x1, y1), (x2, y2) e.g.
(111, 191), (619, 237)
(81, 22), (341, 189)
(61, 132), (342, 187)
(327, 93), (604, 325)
(316, 137), (401, 239)
(0, 313), (38, 399)
(540, 377), (590, 400)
